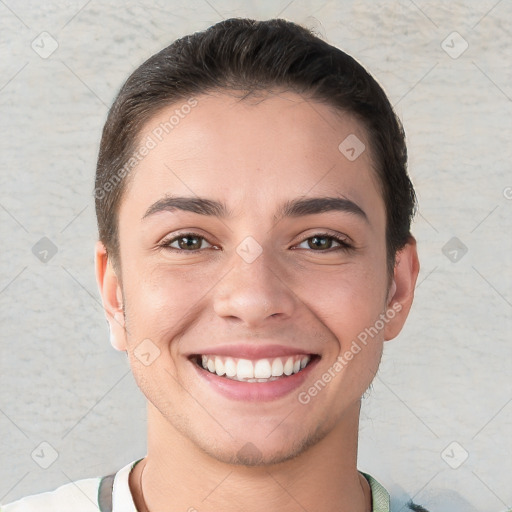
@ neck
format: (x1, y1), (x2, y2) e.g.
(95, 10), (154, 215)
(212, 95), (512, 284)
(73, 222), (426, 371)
(129, 401), (371, 512)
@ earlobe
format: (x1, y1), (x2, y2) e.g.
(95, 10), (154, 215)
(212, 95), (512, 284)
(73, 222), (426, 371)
(383, 237), (420, 341)
(108, 323), (125, 351)
(95, 241), (128, 352)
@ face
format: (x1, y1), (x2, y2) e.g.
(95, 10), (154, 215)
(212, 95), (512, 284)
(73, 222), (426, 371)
(97, 90), (418, 465)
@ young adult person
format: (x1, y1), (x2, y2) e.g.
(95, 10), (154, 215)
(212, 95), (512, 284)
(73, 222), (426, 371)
(2, 17), (426, 512)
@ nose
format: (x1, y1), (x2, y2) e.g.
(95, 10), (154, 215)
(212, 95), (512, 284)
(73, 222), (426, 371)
(212, 245), (297, 328)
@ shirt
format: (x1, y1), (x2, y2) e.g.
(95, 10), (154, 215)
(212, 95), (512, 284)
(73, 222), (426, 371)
(0, 459), (391, 511)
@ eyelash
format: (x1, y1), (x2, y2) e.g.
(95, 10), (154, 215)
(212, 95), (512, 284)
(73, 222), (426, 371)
(159, 231), (353, 253)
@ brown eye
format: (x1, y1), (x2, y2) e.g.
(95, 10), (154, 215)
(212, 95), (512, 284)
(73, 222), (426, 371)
(308, 235), (334, 250)
(177, 235), (203, 250)
(296, 233), (352, 252)
(163, 233), (213, 252)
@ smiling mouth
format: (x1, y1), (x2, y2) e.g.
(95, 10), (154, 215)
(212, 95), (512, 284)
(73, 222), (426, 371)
(191, 354), (319, 383)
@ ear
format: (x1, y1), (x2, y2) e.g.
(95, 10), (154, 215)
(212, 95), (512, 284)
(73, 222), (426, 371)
(383, 236), (420, 341)
(95, 241), (127, 351)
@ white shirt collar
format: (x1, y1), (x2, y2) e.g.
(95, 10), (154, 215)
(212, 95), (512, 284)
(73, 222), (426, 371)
(112, 458), (142, 512)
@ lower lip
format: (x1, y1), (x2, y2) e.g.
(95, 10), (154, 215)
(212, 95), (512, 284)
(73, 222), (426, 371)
(191, 357), (320, 402)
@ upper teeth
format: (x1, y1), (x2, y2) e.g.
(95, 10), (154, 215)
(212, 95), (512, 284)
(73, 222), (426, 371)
(200, 355), (311, 382)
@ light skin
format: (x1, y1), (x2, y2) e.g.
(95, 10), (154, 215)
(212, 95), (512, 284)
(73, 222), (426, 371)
(96, 90), (419, 512)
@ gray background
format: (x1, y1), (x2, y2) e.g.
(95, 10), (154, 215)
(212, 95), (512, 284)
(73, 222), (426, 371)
(1, 1), (511, 511)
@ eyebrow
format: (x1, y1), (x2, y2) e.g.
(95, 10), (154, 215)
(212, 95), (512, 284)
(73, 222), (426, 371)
(142, 195), (368, 223)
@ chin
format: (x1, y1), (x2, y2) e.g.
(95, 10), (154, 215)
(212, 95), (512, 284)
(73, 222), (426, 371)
(195, 422), (330, 468)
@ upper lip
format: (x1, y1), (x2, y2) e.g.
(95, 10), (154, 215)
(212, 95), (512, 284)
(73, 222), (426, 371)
(186, 344), (317, 360)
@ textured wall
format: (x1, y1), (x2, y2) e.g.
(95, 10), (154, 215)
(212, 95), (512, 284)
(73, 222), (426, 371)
(0, 1), (511, 511)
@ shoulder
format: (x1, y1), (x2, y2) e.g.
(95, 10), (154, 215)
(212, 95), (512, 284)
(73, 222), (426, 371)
(0, 477), (101, 512)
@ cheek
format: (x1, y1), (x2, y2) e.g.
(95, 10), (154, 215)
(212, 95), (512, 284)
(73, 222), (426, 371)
(122, 262), (216, 340)
(302, 263), (388, 338)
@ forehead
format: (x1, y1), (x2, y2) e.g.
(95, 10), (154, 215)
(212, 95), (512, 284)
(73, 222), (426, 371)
(120, 91), (384, 225)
